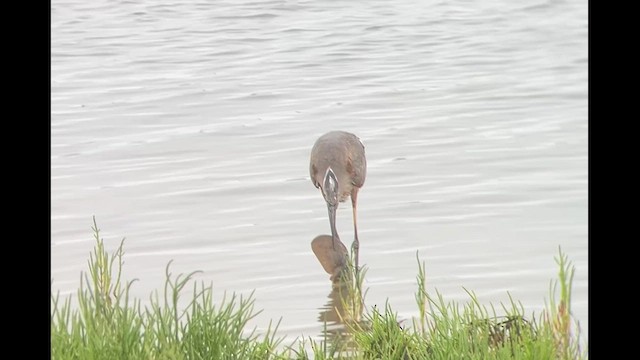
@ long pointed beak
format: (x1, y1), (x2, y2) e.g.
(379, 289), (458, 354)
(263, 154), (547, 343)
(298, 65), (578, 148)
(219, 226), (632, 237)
(327, 203), (339, 250)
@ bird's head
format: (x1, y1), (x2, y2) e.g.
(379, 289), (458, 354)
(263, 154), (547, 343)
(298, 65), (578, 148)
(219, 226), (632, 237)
(322, 167), (339, 207)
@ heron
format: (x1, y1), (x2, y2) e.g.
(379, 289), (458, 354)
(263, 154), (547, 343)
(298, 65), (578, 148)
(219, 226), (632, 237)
(310, 131), (366, 271)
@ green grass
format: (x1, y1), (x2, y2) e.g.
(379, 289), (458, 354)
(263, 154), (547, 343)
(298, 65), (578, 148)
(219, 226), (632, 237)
(51, 218), (587, 359)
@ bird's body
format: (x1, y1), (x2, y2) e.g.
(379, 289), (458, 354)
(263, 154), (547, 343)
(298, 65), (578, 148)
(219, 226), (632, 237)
(310, 131), (366, 201)
(310, 131), (366, 271)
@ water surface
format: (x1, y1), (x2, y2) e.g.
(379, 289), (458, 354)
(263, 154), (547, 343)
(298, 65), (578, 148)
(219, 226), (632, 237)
(52, 0), (588, 346)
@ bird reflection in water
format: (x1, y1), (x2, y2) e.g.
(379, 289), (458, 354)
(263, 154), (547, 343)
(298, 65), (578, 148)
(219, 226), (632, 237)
(311, 234), (366, 351)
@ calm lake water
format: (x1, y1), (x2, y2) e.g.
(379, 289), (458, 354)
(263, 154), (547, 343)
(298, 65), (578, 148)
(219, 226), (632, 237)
(52, 0), (588, 347)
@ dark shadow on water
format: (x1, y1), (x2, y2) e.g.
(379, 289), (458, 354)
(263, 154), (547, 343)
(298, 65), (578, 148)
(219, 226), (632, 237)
(316, 282), (361, 351)
(311, 234), (348, 283)
(311, 234), (366, 353)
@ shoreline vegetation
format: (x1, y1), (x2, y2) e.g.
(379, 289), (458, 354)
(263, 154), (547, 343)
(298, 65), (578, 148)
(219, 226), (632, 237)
(51, 218), (587, 359)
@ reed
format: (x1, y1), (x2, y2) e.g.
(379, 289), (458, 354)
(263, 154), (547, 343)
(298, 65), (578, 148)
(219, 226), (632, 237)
(51, 217), (284, 360)
(51, 219), (587, 359)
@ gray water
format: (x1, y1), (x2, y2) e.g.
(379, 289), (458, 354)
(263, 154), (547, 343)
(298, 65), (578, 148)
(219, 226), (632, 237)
(52, 0), (588, 347)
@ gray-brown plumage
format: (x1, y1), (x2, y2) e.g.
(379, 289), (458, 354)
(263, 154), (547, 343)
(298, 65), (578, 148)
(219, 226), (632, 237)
(310, 131), (366, 270)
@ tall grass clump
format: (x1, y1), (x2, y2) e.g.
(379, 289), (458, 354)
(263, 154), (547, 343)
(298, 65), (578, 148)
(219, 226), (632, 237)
(50, 217), (283, 360)
(52, 219), (587, 359)
(542, 248), (585, 359)
(298, 248), (587, 360)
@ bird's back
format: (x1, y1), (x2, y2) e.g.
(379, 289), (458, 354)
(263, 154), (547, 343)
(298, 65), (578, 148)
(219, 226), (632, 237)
(310, 131), (366, 201)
